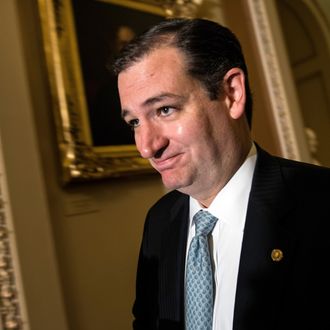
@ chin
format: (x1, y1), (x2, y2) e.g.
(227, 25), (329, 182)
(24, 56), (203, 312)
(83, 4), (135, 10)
(162, 181), (180, 192)
(161, 176), (181, 191)
(161, 174), (192, 194)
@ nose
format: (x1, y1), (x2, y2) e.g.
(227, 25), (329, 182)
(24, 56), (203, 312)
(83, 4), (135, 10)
(135, 123), (168, 159)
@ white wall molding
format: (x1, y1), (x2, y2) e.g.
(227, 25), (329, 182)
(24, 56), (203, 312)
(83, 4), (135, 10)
(245, 0), (311, 161)
(0, 136), (29, 330)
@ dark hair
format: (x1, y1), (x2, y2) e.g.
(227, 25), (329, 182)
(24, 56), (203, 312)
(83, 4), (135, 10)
(112, 18), (253, 127)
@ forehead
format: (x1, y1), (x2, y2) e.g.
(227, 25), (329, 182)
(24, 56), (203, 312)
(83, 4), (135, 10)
(118, 47), (187, 87)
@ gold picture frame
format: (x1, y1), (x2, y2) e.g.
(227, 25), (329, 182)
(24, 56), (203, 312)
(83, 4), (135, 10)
(37, 0), (166, 184)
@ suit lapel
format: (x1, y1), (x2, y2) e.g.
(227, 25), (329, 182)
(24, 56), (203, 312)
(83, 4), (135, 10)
(158, 193), (189, 324)
(233, 148), (298, 329)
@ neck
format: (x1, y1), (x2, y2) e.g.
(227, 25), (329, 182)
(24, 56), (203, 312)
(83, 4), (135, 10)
(195, 139), (253, 208)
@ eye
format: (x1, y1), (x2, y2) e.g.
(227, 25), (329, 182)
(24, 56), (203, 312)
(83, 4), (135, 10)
(159, 106), (175, 117)
(127, 118), (140, 129)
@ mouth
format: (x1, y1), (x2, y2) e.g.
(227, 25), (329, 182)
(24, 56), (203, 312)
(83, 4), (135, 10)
(151, 153), (183, 172)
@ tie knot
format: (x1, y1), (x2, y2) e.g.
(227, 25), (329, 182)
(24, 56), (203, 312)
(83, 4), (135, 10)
(193, 210), (218, 236)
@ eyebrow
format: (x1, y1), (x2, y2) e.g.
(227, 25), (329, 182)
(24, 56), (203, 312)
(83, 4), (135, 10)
(121, 92), (184, 119)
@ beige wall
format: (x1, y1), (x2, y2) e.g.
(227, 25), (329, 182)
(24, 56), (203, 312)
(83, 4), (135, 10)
(1, 1), (164, 329)
(0, 1), (68, 329)
(0, 0), (306, 329)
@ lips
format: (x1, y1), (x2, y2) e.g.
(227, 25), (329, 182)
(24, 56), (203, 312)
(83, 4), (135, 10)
(152, 153), (182, 172)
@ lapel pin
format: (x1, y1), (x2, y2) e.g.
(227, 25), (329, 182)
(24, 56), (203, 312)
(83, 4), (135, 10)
(271, 249), (283, 262)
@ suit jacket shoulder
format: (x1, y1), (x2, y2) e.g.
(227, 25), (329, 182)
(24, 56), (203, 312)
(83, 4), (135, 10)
(234, 146), (330, 329)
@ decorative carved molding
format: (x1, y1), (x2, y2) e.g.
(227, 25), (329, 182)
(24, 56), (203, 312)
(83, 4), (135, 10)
(246, 0), (302, 160)
(0, 139), (27, 329)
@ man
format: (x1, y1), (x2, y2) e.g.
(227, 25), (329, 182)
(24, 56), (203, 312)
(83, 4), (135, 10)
(112, 18), (330, 329)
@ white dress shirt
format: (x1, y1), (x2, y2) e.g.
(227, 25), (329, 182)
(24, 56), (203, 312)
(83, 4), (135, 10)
(186, 145), (257, 330)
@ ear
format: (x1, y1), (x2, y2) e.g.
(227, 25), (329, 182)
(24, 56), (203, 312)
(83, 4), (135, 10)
(223, 68), (246, 120)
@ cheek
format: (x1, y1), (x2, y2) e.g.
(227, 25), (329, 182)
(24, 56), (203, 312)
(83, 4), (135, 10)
(173, 124), (193, 145)
(173, 119), (200, 140)
(175, 124), (184, 136)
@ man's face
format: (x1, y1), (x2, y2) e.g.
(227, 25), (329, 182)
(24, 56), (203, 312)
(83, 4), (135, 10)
(118, 47), (236, 200)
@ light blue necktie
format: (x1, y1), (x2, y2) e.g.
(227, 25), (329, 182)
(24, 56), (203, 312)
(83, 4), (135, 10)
(185, 210), (218, 330)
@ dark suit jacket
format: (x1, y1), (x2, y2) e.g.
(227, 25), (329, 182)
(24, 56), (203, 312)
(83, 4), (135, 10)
(133, 146), (330, 330)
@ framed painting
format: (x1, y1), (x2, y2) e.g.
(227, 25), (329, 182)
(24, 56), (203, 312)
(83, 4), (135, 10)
(37, 0), (167, 184)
